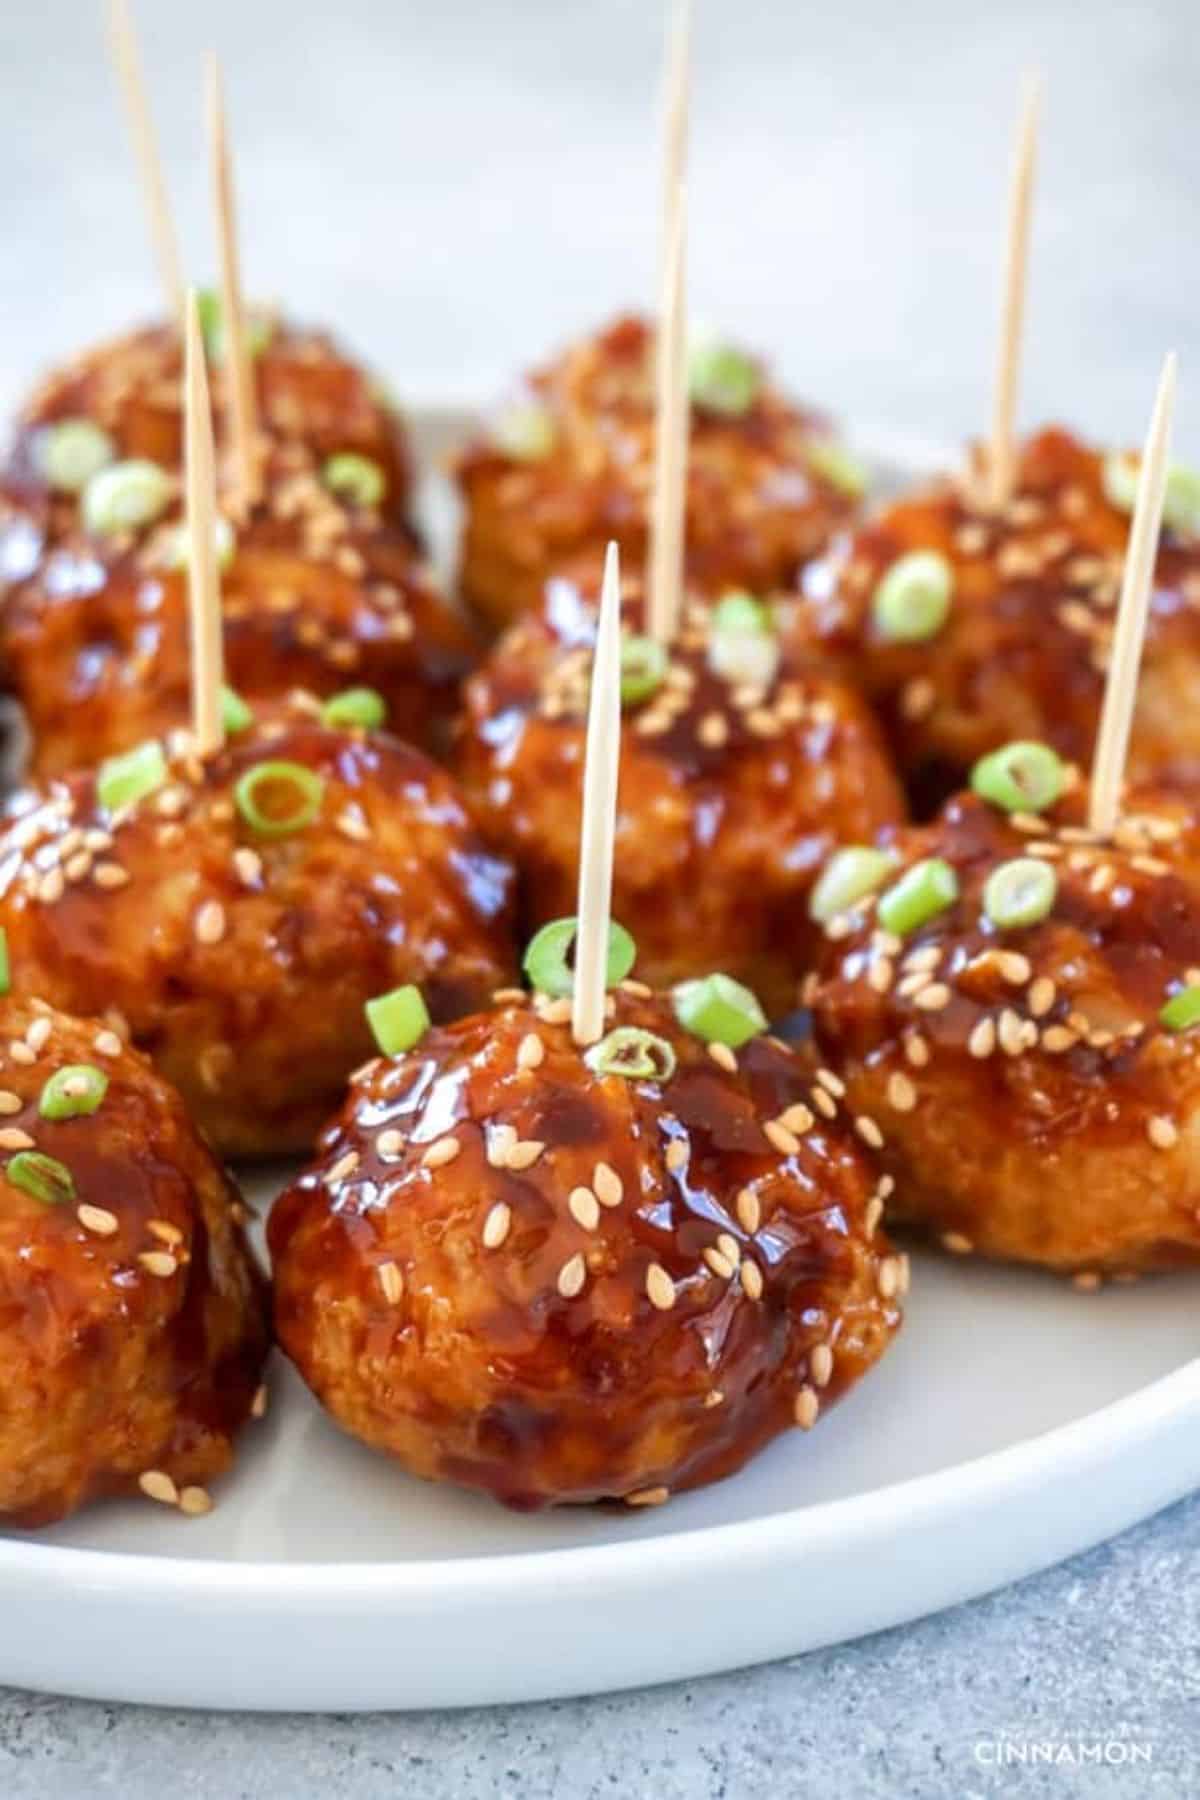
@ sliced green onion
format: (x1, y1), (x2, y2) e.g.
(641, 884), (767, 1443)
(982, 857), (1058, 929)
(688, 335), (759, 417)
(38, 1064), (108, 1121)
(712, 592), (771, 636)
(490, 404), (557, 461)
(6, 1150), (74, 1206)
(872, 550), (953, 643)
(1160, 986), (1200, 1032)
(222, 685), (254, 735)
(585, 1026), (677, 1083)
(810, 846), (896, 924)
(161, 515), (235, 571)
(806, 438), (868, 498)
(321, 452), (386, 510)
(234, 760), (325, 837)
(366, 984), (430, 1056)
(321, 687), (388, 730)
(523, 917), (637, 998)
(35, 419), (115, 493)
(708, 592), (780, 688)
(620, 635), (668, 707)
(673, 973), (767, 1048)
(196, 289), (274, 362)
(82, 459), (172, 537)
(970, 741), (1066, 815)
(97, 740), (168, 814)
(877, 858), (959, 936)
(0, 927), (8, 997)
(1104, 450), (1200, 536)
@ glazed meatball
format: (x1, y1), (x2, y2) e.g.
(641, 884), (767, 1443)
(807, 765), (1200, 1274)
(455, 575), (905, 1018)
(0, 714), (516, 1157)
(269, 987), (903, 1508)
(796, 427), (1200, 806)
(4, 308), (411, 524)
(0, 425), (474, 778)
(0, 995), (268, 1527)
(454, 314), (864, 634)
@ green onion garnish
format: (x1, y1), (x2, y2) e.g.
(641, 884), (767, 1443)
(321, 452), (386, 510)
(0, 927), (9, 998)
(97, 740), (169, 815)
(196, 289), (274, 363)
(321, 687), (388, 730)
(982, 857), (1058, 930)
(234, 761), (325, 837)
(585, 1026), (677, 1083)
(877, 858), (959, 937)
(970, 741), (1065, 815)
(673, 973), (767, 1048)
(490, 405), (557, 461)
(81, 459), (172, 537)
(38, 1064), (108, 1121)
(365, 984), (430, 1056)
(712, 592), (770, 636)
(620, 635), (668, 707)
(708, 592), (780, 688)
(805, 438), (868, 499)
(523, 917), (637, 998)
(6, 1150), (75, 1206)
(872, 550), (953, 643)
(36, 419), (114, 494)
(688, 336), (759, 417)
(1160, 986), (1200, 1032)
(810, 846), (896, 925)
(222, 685), (254, 735)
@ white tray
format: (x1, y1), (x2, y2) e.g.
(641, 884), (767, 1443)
(2, 411), (1197, 1713)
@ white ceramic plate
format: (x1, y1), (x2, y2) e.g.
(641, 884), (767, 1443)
(1, 412), (1198, 1713)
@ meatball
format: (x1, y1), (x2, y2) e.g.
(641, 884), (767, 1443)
(454, 314), (864, 634)
(0, 421), (474, 778)
(4, 308), (411, 525)
(455, 574), (905, 1018)
(0, 995), (268, 1527)
(269, 987), (903, 1508)
(796, 427), (1200, 806)
(807, 768), (1200, 1274)
(0, 713), (516, 1157)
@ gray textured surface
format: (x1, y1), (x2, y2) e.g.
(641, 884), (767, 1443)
(1, 0), (1199, 1792)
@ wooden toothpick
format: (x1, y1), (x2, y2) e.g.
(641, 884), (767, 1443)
(105, 0), (184, 320)
(572, 541), (623, 1047)
(204, 52), (260, 510)
(658, 0), (690, 304)
(183, 287), (226, 758)
(1088, 352), (1177, 835)
(647, 184), (688, 644)
(985, 73), (1041, 512)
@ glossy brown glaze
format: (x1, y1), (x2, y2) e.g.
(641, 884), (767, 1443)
(0, 718), (516, 1157)
(794, 427), (1200, 806)
(808, 779), (1200, 1273)
(454, 314), (862, 633)
(454, 573), (905, 1018)
(269, 989), (903, 1509)
(0, 996), (268, 1527)
(0, 456), (477, 776)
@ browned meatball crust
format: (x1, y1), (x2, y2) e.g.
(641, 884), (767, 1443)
(455, 575), (905, 1018)
(454, 314), (863, 633)
(808, 779), (1200, 1274)
(0, 716), (516, 1157)
(795, 427), (1200, 804)
(269, 989), (903, 1509)
(0, 996), (268, 1528)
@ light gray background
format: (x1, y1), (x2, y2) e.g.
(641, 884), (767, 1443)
(1, 1), (1198, 1793)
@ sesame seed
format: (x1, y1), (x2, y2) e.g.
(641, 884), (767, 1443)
(897, 971), (933, 999)
(422, 1136), (461, 1169)
(93, 1030), (123, 1058)
(1028, 977), (1056, 1017)
(148, 1219), (183, 1247)
(1148, 1116), (1178, 1150)
(764, 1119), (801, 1156)
(997, 1009), (1026, 1057)
(736, 1187), (761, 1233)
(179, 1486), (214, 1517)
(517, 1033), (545, 1071)
(703, 1247), (736, 1279)
(810, 1344), (833, 1387)
(327, 1151), (360, 1185)
(93, 862), (130, 889)
(855, 1115), (884, 1149)
(716, 1232), (740, 1267)
(9, 1044), (35, 1067)
(138, 1470), (179, 1506)
(535, 996), (572, 1025)
(233, 847), (262, 886)
(793, 1387), (819, 1430)
(810, 1086), (838, 1120)
(665, 1140), (688, 1173)
(913, 983), (951, 1012)
(740, 1259), (764, 1300)
(867, 958), (894, 994)
(865, 1197), (884, 1236)
(376, 1128), (405, 1159)
(0, 1128), (33, 1150)
(1042, 1024), (1076, 1053)
(878, 1256), (902, 1298)
(0, 1092), (19, 1115)
(251, 1384), (268, 1419)
(905, 1034), (931, 1068)
(25, 1017), (51, 1052)
(886, 1071), (916, 1112)
(816, 1067), (846, 1097)
(1073, 1271), (1102, 1293)
(903, 946), (942, 974)
(377, 1261), (404, 1304)
(707, 1041), (737, 1072)
(779, 1103), (814, 1134)
(194, 901), (226, 946)
(704, 1390), (724, 1408)
(482, 1201), (511, 1248)
(505, 1139), (546, 1171)
(568, 1186), (600, 1230)
(593, 1161), (623, 1207)
(138, 1250), (178, 1278)
(491, 987), (527, 1005)
(626, 1486), (670, 1507)
(646, 1262), (676, 1310)
(38, 869), (64, 904)
(942, 1231), (974, 1255)
(336, 807), (371, 843)
(557, 1252), (587, 1298)
(77, 1203), (118, 1236)
(995, 951), (1032, 985)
